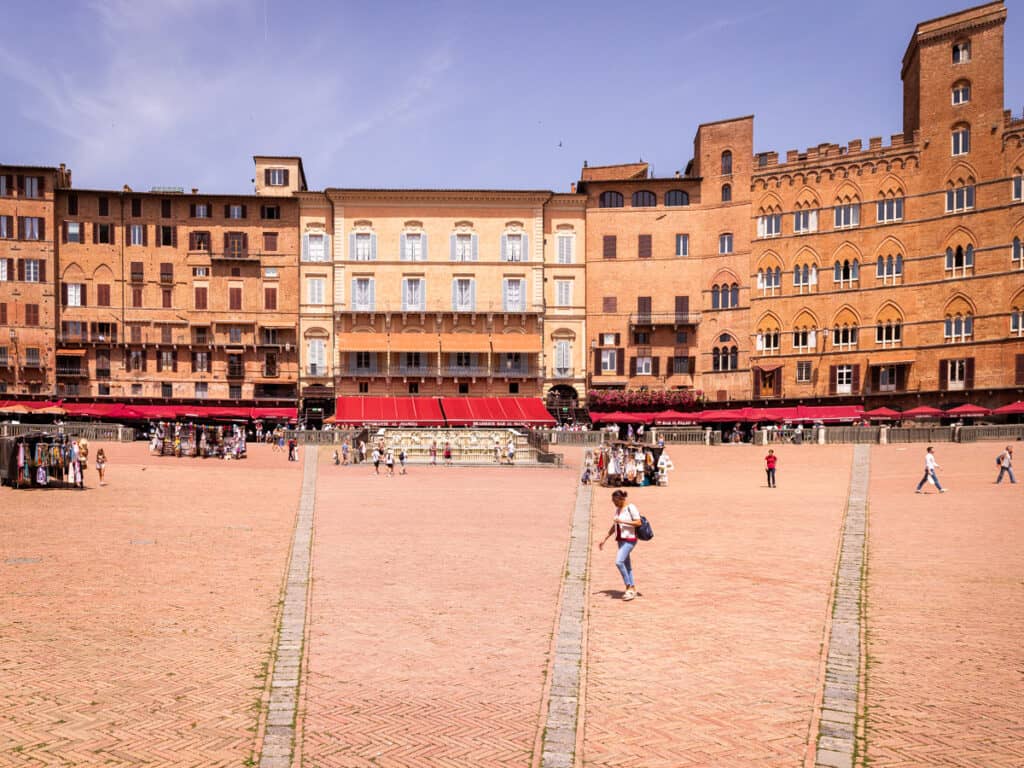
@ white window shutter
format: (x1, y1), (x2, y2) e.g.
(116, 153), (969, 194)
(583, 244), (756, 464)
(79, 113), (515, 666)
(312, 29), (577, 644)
(323, 234), (332, 261)
(809, 329), (817, 347)
(756, 333), (764, 351)
(400, 233), (407, 261)
(421, 233), (428, 261)
(368, 279), (375, 309)
(472, 233), (479, 261)
(450, 234), (457, 261)
(502, 279), (509, 311)
(369, 233), (376, 260)
(756, 271), (764, 289)
(451, 280), (458, 310)
(302, 233), (310, 261)
(757, 217), (765, 238)
(810, 266), (818, 285)
(470, 280), (476, 310)
(401, 279), (409, 310)
(350, 278), (357, 307)
(500, 234), (508, 261)
(521, 233), (529, 262)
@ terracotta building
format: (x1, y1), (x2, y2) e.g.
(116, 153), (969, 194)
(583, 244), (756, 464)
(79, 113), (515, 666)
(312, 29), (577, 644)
(0, 164), (68, 397)
(580, 0), (1023, 410)
(320, 188), (587, 409)
(48, 159), (302, 405)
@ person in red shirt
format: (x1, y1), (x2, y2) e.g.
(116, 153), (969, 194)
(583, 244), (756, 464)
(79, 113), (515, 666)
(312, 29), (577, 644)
(765, 449), (778, 488)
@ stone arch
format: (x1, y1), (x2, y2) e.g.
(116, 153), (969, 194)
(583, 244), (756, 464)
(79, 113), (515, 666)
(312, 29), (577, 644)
(1010, 285), (1024, 309)
(792, 308), (819, 329)
(945, 160), (978, 186)
(832, 179), (862, 203)
(875, 235), (906, 256)
(831, 241), (863, 263)
(61, 261), (85, 280)
(549, 327), (576, 340)
(941, 224), (977, 250)
(710, 267), (741, 285)
(757, 191), (783, 214)
(831, 304), (861, 327)
(793, 245), (820, 266)
(756, 250), (783, 271)
(943, 293), (976, 317)
(304, 326), (329, 339)
(755, 311), (782, 332)
(877, 173), (906, 197)
(794, 185), (820, 208)
(875, 300), (904, 324)
(92, 263), (115, 281)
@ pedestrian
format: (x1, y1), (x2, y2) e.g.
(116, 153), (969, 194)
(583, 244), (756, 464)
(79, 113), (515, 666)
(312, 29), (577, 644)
(385, 448), (395, 476)
(765, 448), (777, 488)
(372, 447), (381, 475)
(399, 447), (407, 474)
(95, 448), (107, 486)
(430, 440), (438, 465)
(359, 439), (367, 465)
(332, 449), (340, 466)
(341, 439), (350, 465)
(597, 489), (641, 601)
(493, 437), (501, 463)
(443, 441), (453, 466)
(506, 438), (516, 465)
(915, 446), (946, 493)
(995, 445), (1016, 484)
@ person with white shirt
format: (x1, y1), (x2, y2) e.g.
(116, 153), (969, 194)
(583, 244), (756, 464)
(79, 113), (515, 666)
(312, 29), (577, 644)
(915, 446), (946, 493)
(598, 489), (642, 600)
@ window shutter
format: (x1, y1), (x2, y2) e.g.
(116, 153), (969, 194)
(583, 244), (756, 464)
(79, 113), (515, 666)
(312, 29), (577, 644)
(629, 356), (637, 376)
(965, 357), (975, 389)
(500, 234), (508, 261)
(667, 356), (675, 375)
(603, 235), (616, 259)
(895, 365), (907, 391)
(689, 356), (696, 374)
(521, 233), (528, 262)
(472, 233), (479, 261)
(614, 333), (621, 346)
(170, 226), (176, 248)
(400, 233), (407, 260)
(938, 360), (948, 390)
(1016, 355), (1024, 385)
(264, 169), (271, 186)
(242, 233), (248, 253)
(369, 279), (376, 309)
(652, 356), (660, 376)
(593, 348), (602, 375)
(241, 205), (247, 219)
(829, 365), (837, 395)
(283, 169), (290, 186)
(774, 371), (782, 396)
(422, 232), (429, 261)
(469, 280), (476, 309)
(61, 283), (68, 306)
(17, 259), (25, 281)
(753, 370), (761, 398)
(141, 224), (148, 246)
(616, 349), (625, 376)
(756, 333), (764, 351)
(39, 260), (46, 283)
(80, 284), (86, 307)
(189, 203), (196, 217)
(172, 350), (178, 372)
(450, 233), (457, 261)
(851, 364), (860, 392)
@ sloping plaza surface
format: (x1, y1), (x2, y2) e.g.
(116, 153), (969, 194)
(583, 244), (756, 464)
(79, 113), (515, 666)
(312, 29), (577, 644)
(1, 440), (1020, 766)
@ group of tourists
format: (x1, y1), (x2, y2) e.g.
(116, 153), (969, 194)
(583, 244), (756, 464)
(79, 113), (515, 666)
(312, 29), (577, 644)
(588, 442), (673, 487)
(914, 444), (1016, 492)
(148, 422), (247, 460)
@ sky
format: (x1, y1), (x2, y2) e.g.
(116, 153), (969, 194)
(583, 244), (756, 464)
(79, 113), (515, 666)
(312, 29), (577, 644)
(2, 0), (1021, 194)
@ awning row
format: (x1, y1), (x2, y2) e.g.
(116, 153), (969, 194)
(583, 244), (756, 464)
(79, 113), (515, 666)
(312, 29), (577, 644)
(329, 397), (555, 427)
(336, 333), (542, 353)
(0, 400), (296, 422)
(591, 405), (866, 424)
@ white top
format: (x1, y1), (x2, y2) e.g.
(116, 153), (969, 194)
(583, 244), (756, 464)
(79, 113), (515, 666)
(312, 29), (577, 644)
(999, 450), (1012, 468)
(372, 449), (381, 462)
(925, 453), (938, 471)
(615, 503), (640, 541)
(657, 454), (674, 471)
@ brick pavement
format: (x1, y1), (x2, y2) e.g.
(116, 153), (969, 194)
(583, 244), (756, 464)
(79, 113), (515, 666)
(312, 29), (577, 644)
(582, 444), (853, 768)
(863, 443), (1024, 767)
(0, 442), (303, 767)
(299, 457), (579, 768)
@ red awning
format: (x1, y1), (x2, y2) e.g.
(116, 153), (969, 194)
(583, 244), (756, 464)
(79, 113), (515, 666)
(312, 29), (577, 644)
(250, 407), (297, 421)
(130, 404), (180, 419)
(588, 410), (653, 425)
(993, 400), (1024, 415)
(698, 408), (752, 423)
(332, 397), (444, 426)
(437, 397), (554, 426)
(750, 406), (802, 422)
(650, 410), (701, 424)
(439, 397), (475, 426)
(945, 403), (990, 417)
(795, 405), (864, 422)
(901, 405), (944, 418)
(62, 402), (141, 420)
(864, 407), (902, 420)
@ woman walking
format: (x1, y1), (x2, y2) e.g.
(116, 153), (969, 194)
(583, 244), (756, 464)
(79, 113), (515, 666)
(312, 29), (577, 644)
(598, 489), (641, 601)
(95, 448), (107, 486)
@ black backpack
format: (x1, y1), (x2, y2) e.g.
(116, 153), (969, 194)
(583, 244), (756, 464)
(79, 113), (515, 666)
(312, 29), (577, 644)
(636, 515), (654, 541)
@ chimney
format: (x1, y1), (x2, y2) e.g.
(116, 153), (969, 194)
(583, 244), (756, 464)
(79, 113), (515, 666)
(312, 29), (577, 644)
(192, 188), (199, 194)
(674, 170), (681, 178)
(570, 182), (576, 193)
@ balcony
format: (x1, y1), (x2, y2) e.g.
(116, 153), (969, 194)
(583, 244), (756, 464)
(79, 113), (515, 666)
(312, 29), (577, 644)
(495, 365), (534, 378)
(262, 365), (279, 378)
(629, 312), (702, 328)
(394, 364), (432, 377)
(211, 249), (259, 262)
(337, 301), (542, 315)
(306, 364), (329, 377)
(227, 364), (246, 378)
(56, 364), (86, 378)
(348, 364), (384, 377)
(96, 367), (111, 379)
(549, 367), (575, 379)
(446, 366), (490, 377)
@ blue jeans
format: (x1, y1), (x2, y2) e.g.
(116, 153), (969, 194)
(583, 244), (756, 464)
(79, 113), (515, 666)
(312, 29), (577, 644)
(616, 540), (636, 587)
(997, 466), (1017, 484)
(916, 469), (943, 491)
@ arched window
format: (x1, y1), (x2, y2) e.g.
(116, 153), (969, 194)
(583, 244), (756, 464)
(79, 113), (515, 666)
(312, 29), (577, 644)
(729, 346), (738, 370)
(945, 244), (974, 276)
(730, 283), (739, 307)
(834, 259), (859, 287)
(711, 285), (721, 309)
(952, 80), (970, 105)
(598, 191), (623, 208)
(1011, 307), (1023, 336)
(832, 324), (859, 348)
(712, 347), (721, 371)
(665, 189), (689, 206)
(875, 320), (903, 346)
(944, 313), (974, 342)
(952, 40), (970, 64)
(951, 124), (970, 156)
(632, 190), (656, 207)
(946, 180), (975, 212)
(721, 184), (732, 203)
(1013, 236), (1022, 266)
(721, 150), (733, 175)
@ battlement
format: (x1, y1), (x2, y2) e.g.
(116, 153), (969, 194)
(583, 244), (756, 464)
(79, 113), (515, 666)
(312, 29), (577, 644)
(753, 130), (921, 175)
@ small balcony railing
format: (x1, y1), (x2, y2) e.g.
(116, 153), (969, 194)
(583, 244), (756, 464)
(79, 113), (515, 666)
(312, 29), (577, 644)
(56, 365), (85, 378)
(306, 364), (328, 377)
(96, 367), (111, 379)
(348, 365), (382, 376)
(550, 367), (575, 379)
(262, 365), (279, 378)
(495, 365), (532, 377)
(446, 365), (489, 377)
(394, 364), (431, 376)
(227, 364), (246, 378)
(629, 311), (702, 327)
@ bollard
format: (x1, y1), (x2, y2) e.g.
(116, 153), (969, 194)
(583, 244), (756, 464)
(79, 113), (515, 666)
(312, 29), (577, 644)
(879, 424), (888, 445)
(818, 426), (827, 444)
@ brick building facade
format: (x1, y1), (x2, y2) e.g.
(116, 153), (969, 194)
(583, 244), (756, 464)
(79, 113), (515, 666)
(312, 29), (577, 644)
(1, 2), (1020, 416)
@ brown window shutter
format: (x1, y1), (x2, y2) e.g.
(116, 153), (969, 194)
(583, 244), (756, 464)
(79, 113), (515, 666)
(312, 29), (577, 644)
(264, 169), (271, 186)
(189, 231), (196, 250)
(0, 303), (5, 324)
(593, 348), (602, 375)
(938, 360), (948, 390)
(829, 365), (837, 395)
(170, 226), (177, 248)
(283, 169), (290, 186)
(17, 259), (25, 281)
(6, 258), (12, 278)
(223, 232), (230, 252)
(603, 235), (616, 259)
(39, 260), (46, 283)
(667, 356), (675, 375)
(62, 221), (68, 243)
(224, 204), (231, 218)
(965, 358), (975, 389)
(614, 333), (621, 346)
(142, 351), (148, 372)
(652, 356), (660, 376)
(602, 296), (616, 313)
(773, 371), (782, 396)
(1015, 355), (1024, 385)
(141, 224), (148, 246)
(675, 295), (689, 314)
(852, 364), (860, 392)
(689, 356), (696, 374)
(629, 356), (637, 376)
(172, 350), (178, 372)
(195, 286), (207, 310)
(241, 205), (247, 219)
(154, 225), (161, 247)
(61, 283), (68, 306)
(92, 222), (98, 244)
(753, 370), (761, 398)
(637, 296), (651, 314)
(80, 284), (86, 307)
(638, 234), (652, 258)
(242, 232), (249, 252)
(616, 349), (625, 376)
(98, 284), (109, 306)
(265, 286), (277, 310)
(895, 365), (906, 391)
(189, 203), (196, 217)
